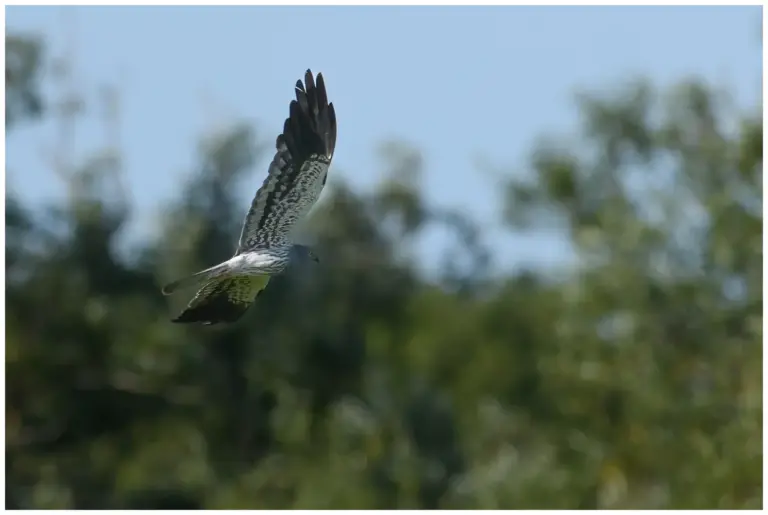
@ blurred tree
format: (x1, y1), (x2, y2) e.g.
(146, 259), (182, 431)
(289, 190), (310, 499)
(495, 78), (762, 509)
(6, 32), (45, 128)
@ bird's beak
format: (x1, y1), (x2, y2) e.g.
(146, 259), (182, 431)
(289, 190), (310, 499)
(312, 254), (320, 263)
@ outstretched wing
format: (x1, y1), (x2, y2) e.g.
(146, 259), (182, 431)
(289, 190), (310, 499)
(237, 69), (337, 253)
(171, 275), (270, 325)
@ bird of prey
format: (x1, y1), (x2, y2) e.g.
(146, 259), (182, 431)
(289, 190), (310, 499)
(161, 69), (336, 325)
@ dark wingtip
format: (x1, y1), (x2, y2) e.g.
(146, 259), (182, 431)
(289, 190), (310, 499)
(171, 313), (219, 325)
(295, 69), (314, 93)
(282, 68), (336, 162)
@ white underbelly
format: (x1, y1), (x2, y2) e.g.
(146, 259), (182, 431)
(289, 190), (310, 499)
(231, 250), (288, 274)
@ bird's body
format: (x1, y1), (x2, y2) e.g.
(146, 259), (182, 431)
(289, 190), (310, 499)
(162, 69), (336, 325)
(232, 247), (295, 275)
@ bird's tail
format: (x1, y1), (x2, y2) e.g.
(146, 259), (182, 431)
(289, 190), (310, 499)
(161, 261), (231, 296)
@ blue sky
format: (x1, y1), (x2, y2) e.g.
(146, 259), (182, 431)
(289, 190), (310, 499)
(6, 6), (762, 274)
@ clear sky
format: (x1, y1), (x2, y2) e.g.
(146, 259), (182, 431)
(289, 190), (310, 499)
(6, 6), (762, 274)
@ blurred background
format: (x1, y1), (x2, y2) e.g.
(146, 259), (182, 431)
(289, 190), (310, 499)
(5, 5), (762, 509)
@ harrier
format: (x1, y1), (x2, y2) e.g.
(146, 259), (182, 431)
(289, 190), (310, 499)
(162, 69), (336, 325)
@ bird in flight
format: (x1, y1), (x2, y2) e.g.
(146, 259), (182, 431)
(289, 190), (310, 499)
(161, 69), (336, 325)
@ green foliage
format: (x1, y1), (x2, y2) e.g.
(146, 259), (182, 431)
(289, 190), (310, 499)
(6, 32), (45, 128)
(6, 33), (761, 508)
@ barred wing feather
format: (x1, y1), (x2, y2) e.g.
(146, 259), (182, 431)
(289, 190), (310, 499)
(237, 70), (337, 252)
(172, 275), (270, 325)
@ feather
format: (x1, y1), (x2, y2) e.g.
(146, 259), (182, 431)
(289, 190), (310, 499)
(236, 69), (336, 252)
(161, 261), (231, 295)
(171, 275), (270, 325)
